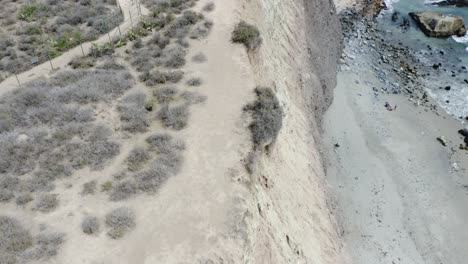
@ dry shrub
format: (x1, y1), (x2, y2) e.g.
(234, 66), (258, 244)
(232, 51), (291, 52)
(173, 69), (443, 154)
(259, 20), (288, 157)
(81, 216), (100, 235)
(81, 180), (97, 196)
(244, 87), (283, 149)
(108, 133), (185, 200)
(34, 194), (59, 213)
(139, 70), (184, 86)
(0, 69), (130, 199)
(16, 194), (34, 205)
(126, 147), (151, 171)
(157, 104), (189, 130)
(162, 44), (186, 68)
(153, 86), (178, 103)
(189, 19), (213, 39)
(118, 93), (150, 133)
(0, 216), (33, 256)
(202, 2), (215, 12)
(180, 91), (206, 105)
(68, 56), (95, 69)
(109, 180), (137, 201)
(186, 77), (202, 86)
(24, 232), (65, 260)
(105, 207), (136, 239)
(232, 21), (262, 50)
(191, 52), (207, 63)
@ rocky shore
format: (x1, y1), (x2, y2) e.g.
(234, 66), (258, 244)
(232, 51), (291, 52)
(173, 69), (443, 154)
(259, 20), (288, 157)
(339, 10), (439, 110)
(340, 8), (468, 141)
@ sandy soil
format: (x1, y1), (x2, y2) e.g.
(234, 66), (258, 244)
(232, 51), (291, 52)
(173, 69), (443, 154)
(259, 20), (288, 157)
(48, 0), (257, 262)
(323, 46), (468, 263)
(0, 0), (148, 97)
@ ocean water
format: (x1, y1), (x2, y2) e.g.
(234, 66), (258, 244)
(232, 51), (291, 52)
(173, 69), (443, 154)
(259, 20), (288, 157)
(378, 0), (468, 120)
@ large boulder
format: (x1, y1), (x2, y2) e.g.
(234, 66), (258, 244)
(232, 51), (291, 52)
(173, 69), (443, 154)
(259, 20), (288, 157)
(409, 11), (466, 38)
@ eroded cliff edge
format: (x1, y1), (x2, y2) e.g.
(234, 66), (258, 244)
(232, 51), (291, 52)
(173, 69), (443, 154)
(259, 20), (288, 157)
(237, 0), (343, 263)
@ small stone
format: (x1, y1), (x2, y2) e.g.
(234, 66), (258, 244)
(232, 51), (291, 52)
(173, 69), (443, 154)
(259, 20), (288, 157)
(437, 136), (447, 146)
(445, 86), (451, 91)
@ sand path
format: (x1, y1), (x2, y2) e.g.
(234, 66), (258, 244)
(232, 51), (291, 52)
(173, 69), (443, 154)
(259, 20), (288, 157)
(323, 50), (468, 263)
(0, 0), (148, 97)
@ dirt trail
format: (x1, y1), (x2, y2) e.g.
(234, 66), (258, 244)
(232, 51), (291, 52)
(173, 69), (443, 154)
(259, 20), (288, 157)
(0, 0), (148, 97)
(52, 0), (256, 262)
(119, 0), (255, 260)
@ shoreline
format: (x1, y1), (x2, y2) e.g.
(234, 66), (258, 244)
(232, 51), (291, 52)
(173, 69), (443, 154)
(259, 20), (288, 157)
(323, 8), (468, 263)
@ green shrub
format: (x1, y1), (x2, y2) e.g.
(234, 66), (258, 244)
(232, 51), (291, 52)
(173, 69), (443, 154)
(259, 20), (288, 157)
(101, 181), (113, 192)
(18, 4), (38, 22)
(232, 21), (262, 50)
(244, 87), (283, 149)
(89, 43), (114, 58)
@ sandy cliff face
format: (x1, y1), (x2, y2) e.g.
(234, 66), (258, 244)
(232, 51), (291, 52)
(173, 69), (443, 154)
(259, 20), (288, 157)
(238, 0), (343, 263)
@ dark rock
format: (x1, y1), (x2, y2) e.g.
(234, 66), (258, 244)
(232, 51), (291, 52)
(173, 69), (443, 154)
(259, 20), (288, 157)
(459, 128), (468, 137)
(464, 79), (468, 84)
(432, 0), (468, 7)
(433, 64), (440, 69)
(445, 86), (451, 90)
(401, 17), (410, 30)
(437, 136), (447, 146)
(392, 11), (400, 22)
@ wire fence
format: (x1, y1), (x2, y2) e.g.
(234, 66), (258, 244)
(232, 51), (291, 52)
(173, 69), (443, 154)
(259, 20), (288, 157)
(5, 0), (145, 87)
